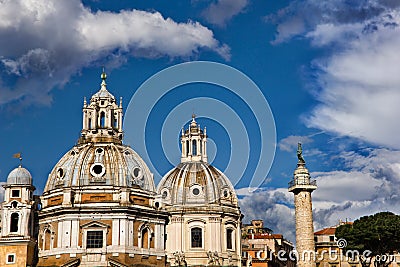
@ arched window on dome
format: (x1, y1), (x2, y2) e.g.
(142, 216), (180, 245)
(113, 117), (118, 128)
(186, 140), (189, 156)
(10, 213), (19, 233)
(191, 227), (202, 248)
(100, 112), (105, 128)
(88, 118), (92, 129)
(192, 140), (197, 156)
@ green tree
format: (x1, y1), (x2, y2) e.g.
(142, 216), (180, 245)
(336, 212), (400, 267)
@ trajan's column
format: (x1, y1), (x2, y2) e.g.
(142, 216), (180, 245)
(288, 143), (317, 267)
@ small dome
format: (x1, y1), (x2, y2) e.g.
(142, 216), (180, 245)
(91, 87), (115, 100)
(157, 162), (238, 207)
(44, 142), (155, 193)
(7, 166), (32, 185)
(90, 71), (115, 101)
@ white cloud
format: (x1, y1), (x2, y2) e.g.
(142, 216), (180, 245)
(311, 148), (400, 229)
(305, 23), (363, 47)
(269, 1), (400, 149)
(202, 0), (248, 27)
(240, 188), (296, 242)
(267, 0), (400, 44)
(0, 0), (229, 108)
(278, 135), (313, 152)
(235, 187), (260, 196)
(312, 171), (380, 203)
(306, 17), (400, 148)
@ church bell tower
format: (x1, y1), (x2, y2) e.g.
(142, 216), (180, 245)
(0, 163), (37, 267)
(288, 143), (317, 267)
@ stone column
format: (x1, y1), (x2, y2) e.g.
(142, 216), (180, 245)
(293, 190), (316, 267)
(288, 144), (317, 267)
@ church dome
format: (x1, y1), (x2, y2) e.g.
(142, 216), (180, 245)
(157, 116), (238, 207)
(158, 161), (237, 206)
(44, 70), (155, 194)
(44, 143), (155, 193)
(7, 166), (32, 185)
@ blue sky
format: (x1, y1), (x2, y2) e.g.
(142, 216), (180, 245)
(1, 0), (400, 243)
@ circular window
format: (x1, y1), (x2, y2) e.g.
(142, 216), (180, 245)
(162, 190), (168, 199)
(125, 151), (131, 155)
(90, 163), (106, 177)
(96, 148), (104, 154)
(192, 188), (200, 196)
(155, 202), (160, 208)
(71, 151), (76, 156)
(223, 190), (229, 198)
(132, 167), (142, 178)
(93, 165), (103, 174)
(57, 168), (64, 178)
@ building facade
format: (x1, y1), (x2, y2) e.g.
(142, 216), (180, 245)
(0, 166), (38, 267)
(37, 71), (169, 267)
(0, 71), (245, 267)
(157, 116), (242, 266)
(241, 220), (295, 267)
(314, 222), (366, 267)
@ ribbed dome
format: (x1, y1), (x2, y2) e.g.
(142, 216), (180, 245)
(7, 166), (32, 185)
(44, 142), (155, 193)
(91, 86), (115, 100)
(157, 162), (238, 206)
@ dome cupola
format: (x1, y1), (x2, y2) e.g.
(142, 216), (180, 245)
(180, 115), (208, 163)
(43, 70), (156, 194)
(7, 165), (32, 185)
(157, 116), (238, 207)
(79, 69), (123, 145)
(44, 144), (155, 192)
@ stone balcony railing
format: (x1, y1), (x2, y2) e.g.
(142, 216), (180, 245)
(288, 179), (317, 188)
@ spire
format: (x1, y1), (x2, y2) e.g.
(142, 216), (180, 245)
(100, 67), (108, 91)
(190, 114), (197, 128)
